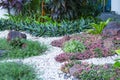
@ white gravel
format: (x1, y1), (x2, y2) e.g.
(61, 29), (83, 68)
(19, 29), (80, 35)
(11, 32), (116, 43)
(0, 7), (8, 19)
(0, 8), (119, 80)
(0, 30), (119, 80)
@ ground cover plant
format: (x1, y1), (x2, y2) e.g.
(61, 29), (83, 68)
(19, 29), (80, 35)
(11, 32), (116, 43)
(0, 38), (47, 59)
(63, 40), (86, 53)
(61, 61), (120, 80)
(0, 17), (96, 37)
(0, 62), (37, 80)
(52, 33), (117, 62)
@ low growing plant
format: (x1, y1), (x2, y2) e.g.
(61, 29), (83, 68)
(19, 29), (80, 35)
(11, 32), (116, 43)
(8, 38), (26, 48)
(63, 40), (86, 53)
(0, 62), (37, 80)
(61, 61), (119, 80)
(0, 17), (96, 37)
(0, 38), (47, 59)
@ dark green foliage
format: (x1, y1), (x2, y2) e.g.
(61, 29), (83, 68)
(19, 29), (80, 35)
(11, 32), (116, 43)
(0, 38), (47, 59)
(0, 62), (37, 80)
(47, 0), (102, 20)
(21, 0), (42, 22)
(0, 17), (95, 37)
(8, 38), (26, 48)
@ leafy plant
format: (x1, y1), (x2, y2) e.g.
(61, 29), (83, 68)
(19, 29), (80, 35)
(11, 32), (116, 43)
(0, 62), (37, 80)
(87, 18), (111, 34)
(55, 34), (116, 62)
(0, 17), (96, 37)
(8, 38), (26, 48)
(61, 61), (119, 80)
(114, 49), (120, 68)
(47, 0), (102, 20)
(0, 38), (47, 59)
(63, 40), (86, 53)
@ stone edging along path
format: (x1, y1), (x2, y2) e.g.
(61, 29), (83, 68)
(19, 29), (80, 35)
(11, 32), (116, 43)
(0, 30), (118, 80)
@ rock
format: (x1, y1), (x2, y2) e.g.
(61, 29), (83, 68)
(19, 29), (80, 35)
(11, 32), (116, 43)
(51, 35), (71, 47)
(7, 30), (27, 41)
(69, 64), (81, 77)
(64, 73), (71, 79)
(7, 30), (27, 48)
(102, 21), (120, 37)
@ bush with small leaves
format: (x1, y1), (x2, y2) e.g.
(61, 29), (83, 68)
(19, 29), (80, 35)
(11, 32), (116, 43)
(63, 40), (86, 53)
(0, 38), (47, 59)
(0, 62), (37, 80)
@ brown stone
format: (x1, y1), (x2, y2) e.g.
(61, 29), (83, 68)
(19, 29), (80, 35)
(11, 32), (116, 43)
(7, 30), (27, 42)
(69, 64), (81, 76)
(7, 30), (27, 48)
(51, 35), (71, 47)
(102, 21), (120, 37)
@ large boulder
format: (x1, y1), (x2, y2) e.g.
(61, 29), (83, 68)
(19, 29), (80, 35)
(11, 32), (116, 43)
(7, 30), (27, 41)
(102, 21), (120, 37)
(7, 30), (27, 47)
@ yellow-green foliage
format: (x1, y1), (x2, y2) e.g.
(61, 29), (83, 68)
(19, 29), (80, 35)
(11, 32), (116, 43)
(63, 40), (86, 53)
(87, 18), (111, 34)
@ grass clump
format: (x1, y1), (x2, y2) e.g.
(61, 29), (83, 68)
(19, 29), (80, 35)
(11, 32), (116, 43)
(0, 62), (37, 80)
(63, 40), (86, 53)
(0, 38), (47, 59)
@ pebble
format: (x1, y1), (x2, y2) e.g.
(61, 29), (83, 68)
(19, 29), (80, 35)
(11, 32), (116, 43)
(0, 30), (118, 80)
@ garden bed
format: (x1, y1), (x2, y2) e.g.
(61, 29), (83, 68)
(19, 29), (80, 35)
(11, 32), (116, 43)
(61, 60), (120, 80)
(52, 33), (118, 62)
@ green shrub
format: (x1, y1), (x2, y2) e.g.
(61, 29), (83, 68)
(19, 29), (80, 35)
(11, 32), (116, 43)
(0, 62), (37, 80)
(0, 17), (96, 37)
(87, 18), (111, 34)
(8, 38), (26, 48)
(78, 66), (115, 80)
(0, 38), (47, 59)
(63, 40), (86, 53)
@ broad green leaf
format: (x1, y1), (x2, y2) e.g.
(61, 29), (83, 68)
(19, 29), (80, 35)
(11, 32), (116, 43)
(115, 50), (120, 54)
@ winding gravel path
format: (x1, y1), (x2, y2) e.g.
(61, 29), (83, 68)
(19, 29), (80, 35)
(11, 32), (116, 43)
(0, 8), (119, 80)
(0, 30), (119, 80)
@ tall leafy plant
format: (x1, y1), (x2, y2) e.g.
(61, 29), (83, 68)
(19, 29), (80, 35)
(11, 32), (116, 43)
(47, 0), (102, 20)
